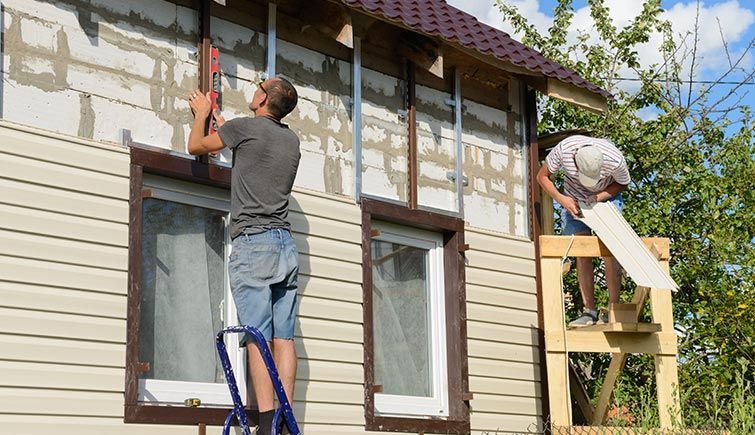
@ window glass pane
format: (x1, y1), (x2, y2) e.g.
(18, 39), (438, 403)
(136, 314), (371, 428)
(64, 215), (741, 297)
(139, 198), (226, 384)
(372, 239), (432, 397)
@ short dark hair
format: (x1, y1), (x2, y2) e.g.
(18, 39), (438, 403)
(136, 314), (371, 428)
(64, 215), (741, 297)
(266, 77), (298, 119)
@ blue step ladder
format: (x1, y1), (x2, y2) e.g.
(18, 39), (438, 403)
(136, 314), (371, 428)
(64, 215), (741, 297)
(215, 325), (301, 435)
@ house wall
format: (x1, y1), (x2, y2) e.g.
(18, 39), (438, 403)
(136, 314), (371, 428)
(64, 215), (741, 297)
(0, 121), (369, 434)
(0, 0), (542, 432)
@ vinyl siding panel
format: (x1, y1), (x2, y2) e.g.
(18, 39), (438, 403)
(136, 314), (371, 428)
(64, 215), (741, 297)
(0, 121), (370, 434)
(0, 120), (545, 434)
(464, 227), (543, 433)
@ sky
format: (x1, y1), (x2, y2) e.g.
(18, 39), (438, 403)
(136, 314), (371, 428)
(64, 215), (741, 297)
(446, 0), (754, 125)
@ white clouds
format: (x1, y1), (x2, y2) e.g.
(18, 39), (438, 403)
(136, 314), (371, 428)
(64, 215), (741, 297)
(446, 0), (754, 84)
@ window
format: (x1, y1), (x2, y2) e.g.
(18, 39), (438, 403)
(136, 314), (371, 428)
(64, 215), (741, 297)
(371, 222), (448, 417)
(137, 176), (246, 407)
(361, 198), (470, 434)
(126, 147), (253, 425)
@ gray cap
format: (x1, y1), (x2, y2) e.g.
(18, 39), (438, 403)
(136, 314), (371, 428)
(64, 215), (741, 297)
(575, 145), (604, 188)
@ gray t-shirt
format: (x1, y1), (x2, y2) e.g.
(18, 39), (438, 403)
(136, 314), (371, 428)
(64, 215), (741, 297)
(218, 116), (300, 239)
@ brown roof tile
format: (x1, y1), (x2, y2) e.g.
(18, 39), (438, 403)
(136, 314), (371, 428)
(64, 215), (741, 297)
(341, 0), (611, 99)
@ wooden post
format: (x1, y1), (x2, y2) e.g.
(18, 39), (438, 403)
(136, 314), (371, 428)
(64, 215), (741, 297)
(592, 286), (651, 425)
(541, 256), (571, 426)
(651, 260), (681, 428)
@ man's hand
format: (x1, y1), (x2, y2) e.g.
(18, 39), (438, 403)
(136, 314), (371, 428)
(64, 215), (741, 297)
(560, 195), (582, 218)
(188, 90), (212, 119)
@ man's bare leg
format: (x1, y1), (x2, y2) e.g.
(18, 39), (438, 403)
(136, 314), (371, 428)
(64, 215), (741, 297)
(574, 231), (597, 311)
(576, 256), (597, 311)
(603, 256), (622, 304)
(273, 338), (297, 405)
(247, 342), (275, 412)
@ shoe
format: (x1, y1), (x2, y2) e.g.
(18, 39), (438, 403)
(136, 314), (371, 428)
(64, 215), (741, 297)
(569, 309), (599, 328)
(599, 310), (609, 324)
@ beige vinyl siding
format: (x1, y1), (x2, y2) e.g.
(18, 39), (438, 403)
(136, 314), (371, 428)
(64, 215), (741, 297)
(465, 226), (543, 434)
(0, 121), (546, 434)
(0, 121), (371, 434)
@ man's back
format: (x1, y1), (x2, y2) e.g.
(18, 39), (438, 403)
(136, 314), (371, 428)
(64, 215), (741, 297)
(218, 116), (301, 240)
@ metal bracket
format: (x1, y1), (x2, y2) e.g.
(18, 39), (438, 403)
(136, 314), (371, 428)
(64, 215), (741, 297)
(397, 109), (408, 121)
(444, 98), (467, 112)
(119, 128), (133, 147)
(446, 171), (468, 187)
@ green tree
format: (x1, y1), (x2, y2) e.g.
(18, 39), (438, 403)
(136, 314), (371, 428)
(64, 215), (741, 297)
(497, 0), (754, 427)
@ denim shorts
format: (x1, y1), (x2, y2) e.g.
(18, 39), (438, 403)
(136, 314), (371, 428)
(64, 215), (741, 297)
(561, 194), (624, 235)
(229, 228), (299, 344)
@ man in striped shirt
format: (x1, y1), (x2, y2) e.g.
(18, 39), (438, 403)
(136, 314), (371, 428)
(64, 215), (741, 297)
(537, 135), (631, 327)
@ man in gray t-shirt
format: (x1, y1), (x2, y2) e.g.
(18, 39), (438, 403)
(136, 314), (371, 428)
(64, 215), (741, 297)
(187, 76), (300, 435)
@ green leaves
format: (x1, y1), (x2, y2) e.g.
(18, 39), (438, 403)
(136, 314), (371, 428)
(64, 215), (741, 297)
(497, 0), (754, 426)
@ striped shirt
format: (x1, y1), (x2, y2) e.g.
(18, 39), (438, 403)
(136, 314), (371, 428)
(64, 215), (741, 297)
(545, 135), (630, 202)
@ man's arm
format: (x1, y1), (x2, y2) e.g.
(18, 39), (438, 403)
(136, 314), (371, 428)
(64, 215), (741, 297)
(589, 182), (628, 203)
(187, 90), (227, 156)
(536, 164), (582, 218)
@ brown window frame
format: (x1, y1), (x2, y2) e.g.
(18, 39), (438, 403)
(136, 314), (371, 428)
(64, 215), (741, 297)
(124, 145), (259, 426)
(361, 197), (471, 434)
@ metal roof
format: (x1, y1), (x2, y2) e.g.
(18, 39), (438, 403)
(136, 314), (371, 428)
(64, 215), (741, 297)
(340, 0), (612, 100)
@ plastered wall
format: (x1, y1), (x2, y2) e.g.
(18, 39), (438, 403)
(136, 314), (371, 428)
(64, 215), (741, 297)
(1, 0), (528, 235)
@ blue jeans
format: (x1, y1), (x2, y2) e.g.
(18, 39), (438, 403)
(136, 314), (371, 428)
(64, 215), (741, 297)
(229, 228), (299, 344)
(561, 194), (624, 235)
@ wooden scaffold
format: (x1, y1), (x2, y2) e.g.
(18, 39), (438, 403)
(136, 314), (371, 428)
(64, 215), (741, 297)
(539, 235), (682, 432)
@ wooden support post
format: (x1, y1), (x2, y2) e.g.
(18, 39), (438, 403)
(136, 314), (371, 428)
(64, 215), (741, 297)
(539, 165), (555, 236)
(592, 285), (651, 425)
(651, 260), (681, 428)
(592, 353), (628, 425)
(541, 256), (570, 426)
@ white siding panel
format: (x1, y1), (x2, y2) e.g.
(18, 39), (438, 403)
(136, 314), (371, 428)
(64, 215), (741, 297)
(465, 228), (535, 259)
(465, 226), (541, 433)
(471, 393), (542, 416)
(289, 211), (362, 244)
(0, 334), (125, 367)
(465, 249), (535, 277)
(467, 320), (539, 346)
(0, 387), (122, 416)
(298, 275), (362, 303)
(296, 338), (363, 364)
(469, 376), (542, 398)
(471, 411), (544, 433)
(296, 359), (363, 384)
(296, 316), (362, 344)
(0, 229), (127, 271)
(466, 284), (538, 312)
(0, 255), (127, 295)
(0, 153), (128, 199)
(0, 122), (129, 175)
(0, 177), (128, 223)
(467, 303), (539, 329)
(466, 266), (537, 294)
(297, 295), (362, 324)
(300, 254), (362, 284)
(294, 234), (361, 265)
(468, 357), (541, 382)
(0, 281), (127, 318)
(0, 203), (128, 247)
(468, 339), (540, 364)
(0, 307), (125, 343)
(0, 361), (124, 392)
